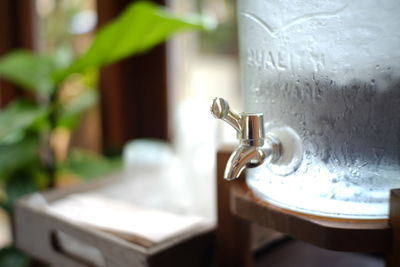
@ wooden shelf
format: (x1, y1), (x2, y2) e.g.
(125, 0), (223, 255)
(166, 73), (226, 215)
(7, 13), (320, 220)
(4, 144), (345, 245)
(230, 182), (391, 252)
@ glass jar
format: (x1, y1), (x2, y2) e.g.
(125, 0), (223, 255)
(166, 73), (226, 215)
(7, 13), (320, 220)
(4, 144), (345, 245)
(238, 0), (400, 219)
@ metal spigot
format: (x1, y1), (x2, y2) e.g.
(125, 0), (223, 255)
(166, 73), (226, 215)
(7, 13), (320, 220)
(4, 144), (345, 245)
(211, 97), (281, 180)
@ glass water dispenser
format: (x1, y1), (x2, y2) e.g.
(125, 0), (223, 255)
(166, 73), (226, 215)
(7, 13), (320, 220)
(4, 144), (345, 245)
(212, 0), (400, 219)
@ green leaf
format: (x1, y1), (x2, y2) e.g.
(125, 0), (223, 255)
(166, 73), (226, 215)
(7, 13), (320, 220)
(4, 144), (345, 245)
(60, 149), (121, 180)
(0, 138), (39, 180)
(0, 101), (48, 145)
(57, 89), (98, 129)
(0, 247), (30, 267)
(53, 45), (75, 70)
(4, 172), (40, 210)
(0, 50), (56, 96)
(54, 1), (215, 81)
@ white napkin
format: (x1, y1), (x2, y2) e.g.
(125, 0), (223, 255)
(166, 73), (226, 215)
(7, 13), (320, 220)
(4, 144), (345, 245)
(47, 193), (207, 247)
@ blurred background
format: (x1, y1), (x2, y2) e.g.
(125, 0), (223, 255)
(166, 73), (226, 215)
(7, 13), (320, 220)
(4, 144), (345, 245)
(0, 0), (240, 250)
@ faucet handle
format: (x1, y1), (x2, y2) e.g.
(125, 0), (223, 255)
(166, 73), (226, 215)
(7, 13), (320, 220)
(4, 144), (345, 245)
(211, 96), (302, 180)
(211, 97), (265, 143)
(211, 97), (242, 134)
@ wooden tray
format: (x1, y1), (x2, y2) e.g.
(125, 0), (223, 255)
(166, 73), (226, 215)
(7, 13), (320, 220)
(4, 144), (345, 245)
(14, 175), (214, 267)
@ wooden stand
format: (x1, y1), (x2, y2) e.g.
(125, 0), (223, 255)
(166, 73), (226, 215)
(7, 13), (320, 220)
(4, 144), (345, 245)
(216, 146), (400, 267)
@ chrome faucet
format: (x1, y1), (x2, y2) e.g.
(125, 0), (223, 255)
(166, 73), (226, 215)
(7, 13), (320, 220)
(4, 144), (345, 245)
(211, 97), (282, 180)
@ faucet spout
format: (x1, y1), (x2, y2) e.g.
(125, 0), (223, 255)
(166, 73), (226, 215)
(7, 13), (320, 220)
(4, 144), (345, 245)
(211, 97), (283, 180)
(225, 145), (270, 180)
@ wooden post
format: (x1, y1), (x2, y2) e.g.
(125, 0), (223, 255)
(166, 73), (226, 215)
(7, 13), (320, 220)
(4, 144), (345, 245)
(97, 0), (169, 153)
(387, 189), (400, 267)
(0, 0), (35, 107)
(216, 146), (253, 267)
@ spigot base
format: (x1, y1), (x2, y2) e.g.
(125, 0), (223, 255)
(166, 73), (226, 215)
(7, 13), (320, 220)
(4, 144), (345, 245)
(265, 126), (303, 176)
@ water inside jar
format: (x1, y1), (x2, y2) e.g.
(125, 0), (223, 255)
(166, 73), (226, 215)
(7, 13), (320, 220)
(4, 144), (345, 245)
(239, 0), (400, 218)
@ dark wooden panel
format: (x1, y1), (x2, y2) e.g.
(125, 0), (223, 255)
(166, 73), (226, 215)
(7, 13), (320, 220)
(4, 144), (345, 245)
(97, 0), (169, 153)
(0, 0), (35, 107)
(386, 189), (400, 267)
(256, 239), (384, 267)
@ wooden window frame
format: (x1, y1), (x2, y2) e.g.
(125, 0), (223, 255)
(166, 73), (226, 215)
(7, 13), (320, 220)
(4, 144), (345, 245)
(0, 0), (35, 107)
(0, 0), (170, 153)
(97, 0), (169, 153)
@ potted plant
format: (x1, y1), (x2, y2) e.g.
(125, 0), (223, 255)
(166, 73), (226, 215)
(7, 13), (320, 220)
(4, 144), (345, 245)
(0, 1), (213, 265)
